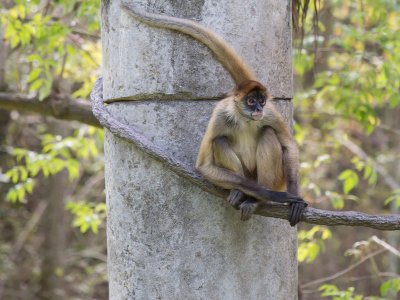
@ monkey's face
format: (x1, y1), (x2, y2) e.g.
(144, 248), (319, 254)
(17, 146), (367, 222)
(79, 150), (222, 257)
(238, 89), (266, 121)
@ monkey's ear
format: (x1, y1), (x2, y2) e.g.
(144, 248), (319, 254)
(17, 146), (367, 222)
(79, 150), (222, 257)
(231, 88), (244, 101)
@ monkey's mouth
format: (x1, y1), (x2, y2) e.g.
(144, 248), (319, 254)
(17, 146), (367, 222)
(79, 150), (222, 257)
(251, 112), (263, 120)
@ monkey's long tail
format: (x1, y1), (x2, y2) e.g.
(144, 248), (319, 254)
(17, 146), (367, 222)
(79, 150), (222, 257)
(121, 2), (257, 85)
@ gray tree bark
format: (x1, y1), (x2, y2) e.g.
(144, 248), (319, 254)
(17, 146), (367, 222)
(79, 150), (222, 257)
(101, 0), (297, 299)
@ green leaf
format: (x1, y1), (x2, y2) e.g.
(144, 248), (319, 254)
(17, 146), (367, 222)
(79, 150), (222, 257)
(319, 284), (339, 296)
(27, 69), (42, 83)
(380, 278), (400, 296)
(66, 159), (80, 180)
(6, 188), (18, 202)
(10, 35), (20, 48)
(298, 242), (320, 263)
(25, 179), (34, 193)
(18, 166), (28, 181)
(384, 189), (400, 207)
(331, 197), (344, 209)
(29, 78), (43, 92)
(17, 4), (26, 19)
(27, 54), (42, 62)
(338, 170), (359, 194)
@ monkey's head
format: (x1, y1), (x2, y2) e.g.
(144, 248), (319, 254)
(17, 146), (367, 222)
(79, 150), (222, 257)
(234, 80), (270, 121)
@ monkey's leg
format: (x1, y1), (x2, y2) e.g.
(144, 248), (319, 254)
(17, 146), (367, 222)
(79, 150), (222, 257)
(198, 139), (305, 206)
(213, 136), (246, 208)
(281, 144), (308, 226)
(257, 127), (307, 226)
(240, 127), (284, 221)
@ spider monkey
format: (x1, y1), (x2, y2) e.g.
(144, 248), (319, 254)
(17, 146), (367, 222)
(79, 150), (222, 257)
(121, 2), (308, 226)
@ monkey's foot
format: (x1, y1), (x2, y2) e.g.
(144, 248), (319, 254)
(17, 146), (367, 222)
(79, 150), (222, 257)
(227, 189), (246, 209)
(239, 199), (257, 221)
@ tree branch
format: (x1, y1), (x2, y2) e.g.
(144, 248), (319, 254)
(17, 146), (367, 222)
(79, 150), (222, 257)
(0, 92), (100, 127)
(91, 78), (400, 231)
(371, 235), (400, 257)
(300, 248), (387, 289)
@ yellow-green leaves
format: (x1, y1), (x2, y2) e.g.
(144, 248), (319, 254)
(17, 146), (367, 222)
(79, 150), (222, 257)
(380, 279), (400, 298)
(66, 202), (106, 234)
(319, 285), (363, 300)
(0, 1), (100, 100)
(4, 128), (102, 203)
(6, 179), (34, 203)
(339, 169), (359, 194)
(338, 156), (378, 196)
(384, 189), (400, 208)
(298, 226), (332, 263)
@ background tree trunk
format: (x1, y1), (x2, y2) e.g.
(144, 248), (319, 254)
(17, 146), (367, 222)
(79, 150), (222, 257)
(39, 120), (69, 300)
(101, 0), (297, 298)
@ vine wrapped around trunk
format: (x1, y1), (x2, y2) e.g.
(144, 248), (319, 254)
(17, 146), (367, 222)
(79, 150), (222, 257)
(91, 78), (400, 231)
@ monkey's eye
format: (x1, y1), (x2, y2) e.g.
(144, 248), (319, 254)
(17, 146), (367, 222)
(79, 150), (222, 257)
(247, 98), (256, 106)
(259, 98), (266, 106)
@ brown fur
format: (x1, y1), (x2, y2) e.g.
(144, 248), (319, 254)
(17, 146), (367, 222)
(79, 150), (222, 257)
(122, 4), (305, 223)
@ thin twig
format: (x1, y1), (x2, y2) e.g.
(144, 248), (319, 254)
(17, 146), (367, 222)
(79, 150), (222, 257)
(71, 28), (101, 40)
(371, 235), (400, 258)
(300, 248), (387, 288)
(376, 124), (400, 137)
(90, 78), (400, 231)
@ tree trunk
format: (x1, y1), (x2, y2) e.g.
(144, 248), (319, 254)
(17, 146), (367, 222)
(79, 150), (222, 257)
(39, 120), (69, 300)
(0, 27), (10, 150)
(101, 0), (297, 299)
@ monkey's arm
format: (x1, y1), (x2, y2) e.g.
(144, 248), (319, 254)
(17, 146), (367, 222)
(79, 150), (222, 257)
(262, 104), (301, 195)
(197, 160), (304, 205)
(261, 105), (308, 225)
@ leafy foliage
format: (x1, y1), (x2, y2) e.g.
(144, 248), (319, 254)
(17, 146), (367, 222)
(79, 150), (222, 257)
(296, 0), (400, 298)
(295, 0), (400, 209)
(319, 280), (400, 300)
(298, 226), (332, 263)
(4, 128), (102, 206)
(66, 201), (106, 234)
(380, 278), (400, 297)
(0, 1), (104, 298)
(384, 189), (400, 208)
(319, 285), (364, 300)
(0, 0), (100, 99)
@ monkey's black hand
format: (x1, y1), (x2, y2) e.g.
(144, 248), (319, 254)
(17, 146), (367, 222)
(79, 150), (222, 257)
(266, 191), (305, 205)
(288, 199), (308, 227)
(227, 189), (246, 209)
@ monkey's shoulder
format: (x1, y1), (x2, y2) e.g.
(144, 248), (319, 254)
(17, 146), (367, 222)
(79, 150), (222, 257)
(208, 100), (239, 129)
(216, 110), (239, 129)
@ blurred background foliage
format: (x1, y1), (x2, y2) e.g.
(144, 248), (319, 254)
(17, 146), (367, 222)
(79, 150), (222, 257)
(0, 0), (105, 299)
(294, 0), (400, 299)
(0, 0), (399, 299)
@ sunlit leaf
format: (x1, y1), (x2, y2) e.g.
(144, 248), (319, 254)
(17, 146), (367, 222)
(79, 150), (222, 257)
(380, 278), (400, 297)
(339, 170), (359, 194)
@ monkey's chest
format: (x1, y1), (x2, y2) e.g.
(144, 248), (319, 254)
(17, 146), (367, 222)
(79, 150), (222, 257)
(231, 131), (259, 175)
